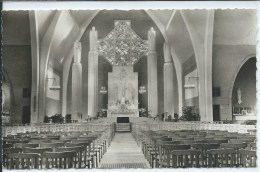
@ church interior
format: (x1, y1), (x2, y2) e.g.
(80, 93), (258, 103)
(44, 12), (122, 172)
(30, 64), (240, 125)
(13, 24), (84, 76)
(1, 9), (257, 169)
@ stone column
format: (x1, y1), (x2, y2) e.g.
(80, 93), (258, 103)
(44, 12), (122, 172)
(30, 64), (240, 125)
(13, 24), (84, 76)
(197, 10), (214, 122)
(147, 27), (158, 117)
(88, 27), (99, 117)
(163, 43), (175, 116)
(71, 40), (82, 121)
(29, 11), (40, 123)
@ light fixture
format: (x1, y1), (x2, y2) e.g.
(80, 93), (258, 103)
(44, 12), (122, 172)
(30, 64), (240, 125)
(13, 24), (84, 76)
(184, 77), (199, 89)
(46, 77), (61, 90)
(139, 86), (146, 94)
(100, 86), (107, 94)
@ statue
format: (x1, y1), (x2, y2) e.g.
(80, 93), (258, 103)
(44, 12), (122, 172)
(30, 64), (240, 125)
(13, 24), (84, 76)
(74, 40), (81, 63)
(120, 97), (126, 104)
(237, 88), (242, 104)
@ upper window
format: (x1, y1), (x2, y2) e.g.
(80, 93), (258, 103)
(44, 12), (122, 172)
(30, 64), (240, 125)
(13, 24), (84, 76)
(213, 87), (221, 97)
(23, 88), (31, 98)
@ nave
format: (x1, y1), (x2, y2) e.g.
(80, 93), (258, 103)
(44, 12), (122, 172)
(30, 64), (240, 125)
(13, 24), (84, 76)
(2, 118), (257, 169)
(99, 133), (149, 168)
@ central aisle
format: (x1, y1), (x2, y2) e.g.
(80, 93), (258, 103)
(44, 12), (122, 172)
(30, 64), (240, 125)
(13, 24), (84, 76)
(99, 132), (150, 168)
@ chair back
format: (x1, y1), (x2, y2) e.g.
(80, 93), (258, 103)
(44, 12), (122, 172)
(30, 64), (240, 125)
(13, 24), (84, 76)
(30, 139), (51, 144)
(179, 140), (194, 144)
(3, 143), (13, 149)
(206, 148), (236, 167)
(40, 142), (64, 148)
(192, 143), (220, 150)
(220, 143), (247, 150)
(192, 143), (220, 166)
(249, 142), (256, 150)
(42, 151), (77, 169)
(56, 146), (85, 168)
(51, 139), (71, 143)
(205, 139), (228, 144)
(23, 147), (52, 154)
(163, 144), (191, 151)
(3, 148), (23, 167)
(46, 135), (60, 140)
(230, 139), (255, 145)
(6, 153), (40, 169)
(14, 143), (39, 148)
(169, 150), (201, 168)
(238, 150), (257, 167)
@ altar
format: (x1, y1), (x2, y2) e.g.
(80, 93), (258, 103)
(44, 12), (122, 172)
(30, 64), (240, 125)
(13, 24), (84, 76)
(110, 111), (138, 117)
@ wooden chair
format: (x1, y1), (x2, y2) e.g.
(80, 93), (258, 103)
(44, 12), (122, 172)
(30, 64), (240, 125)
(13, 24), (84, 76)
(205, 139), (228, 144)
(152, 141), (180, 168)
(40, 142), (64, 151)
(66, 142), (94, 168)
(160, 144), (191, 168)
(179, 140), (195, 144)
(23, 147), (52, 168)
(30, 139), (51, 144)
(51, 139), (71, 144)
(23, 147), (52, 154)
(42, 151), (77, 169)
(3, 143), (13, 149)
(249, 142), (256, 150)
(3, 148), (23, 167)
(79, 136), (104, 162)
(167, 150), (202, 168)
(6, 153), (41, 169)
(192, 143), (220, 166)
(46, 135), (60, 140)
(56, 146), (91, 168)
(75, 138), (100, 165)
(238, 149), (257, 167)
(206, 148), (236, 167)
(14, 143), (39, 148)
(60, 136), (78, 141)
(220, 143), (247, 166)
(230, 139), (255, 147)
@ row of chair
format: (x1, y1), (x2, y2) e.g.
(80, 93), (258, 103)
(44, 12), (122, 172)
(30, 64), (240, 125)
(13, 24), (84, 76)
(133, 129), (256, 168)
(3, 125), (116, 169)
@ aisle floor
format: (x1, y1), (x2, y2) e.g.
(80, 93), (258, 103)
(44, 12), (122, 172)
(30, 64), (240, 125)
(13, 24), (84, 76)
(99, 132), (150, 169)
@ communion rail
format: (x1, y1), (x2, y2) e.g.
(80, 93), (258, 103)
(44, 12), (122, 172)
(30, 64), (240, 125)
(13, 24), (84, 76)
(132, 121), (256, 134)
(2, 122), (115, 137)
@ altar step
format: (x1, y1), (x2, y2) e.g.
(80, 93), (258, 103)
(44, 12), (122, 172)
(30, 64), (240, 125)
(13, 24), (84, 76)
(116, 123), (131, 132)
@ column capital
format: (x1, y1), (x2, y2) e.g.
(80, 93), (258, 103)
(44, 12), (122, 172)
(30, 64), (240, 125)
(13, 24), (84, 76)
(148, 27), (156, 51)
(90, 27), (98, 51)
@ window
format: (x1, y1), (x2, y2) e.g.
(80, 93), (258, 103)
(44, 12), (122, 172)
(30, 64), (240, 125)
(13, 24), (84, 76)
(212, 87), (221, 97)
(23, 88), (31, 98)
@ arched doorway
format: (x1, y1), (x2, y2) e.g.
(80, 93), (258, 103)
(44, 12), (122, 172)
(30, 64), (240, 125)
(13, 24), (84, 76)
(231, 57), (256, 122)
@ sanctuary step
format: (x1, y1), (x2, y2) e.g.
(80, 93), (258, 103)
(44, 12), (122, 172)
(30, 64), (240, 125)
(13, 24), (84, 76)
(116, 123), (131, 132)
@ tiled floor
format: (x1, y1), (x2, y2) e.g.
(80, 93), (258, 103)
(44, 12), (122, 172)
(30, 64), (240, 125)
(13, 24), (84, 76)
(99, 132), (150, 168)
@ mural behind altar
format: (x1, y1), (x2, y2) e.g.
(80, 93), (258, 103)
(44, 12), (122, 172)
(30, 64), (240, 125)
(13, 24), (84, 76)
(107, 66), (138, 117)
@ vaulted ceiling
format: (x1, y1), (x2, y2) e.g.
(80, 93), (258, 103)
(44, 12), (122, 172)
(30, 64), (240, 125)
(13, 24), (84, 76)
(3, 9), (256, 72)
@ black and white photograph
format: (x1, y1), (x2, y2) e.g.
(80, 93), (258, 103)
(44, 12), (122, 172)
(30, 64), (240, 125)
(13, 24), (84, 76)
(1, 4), (257, 170)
